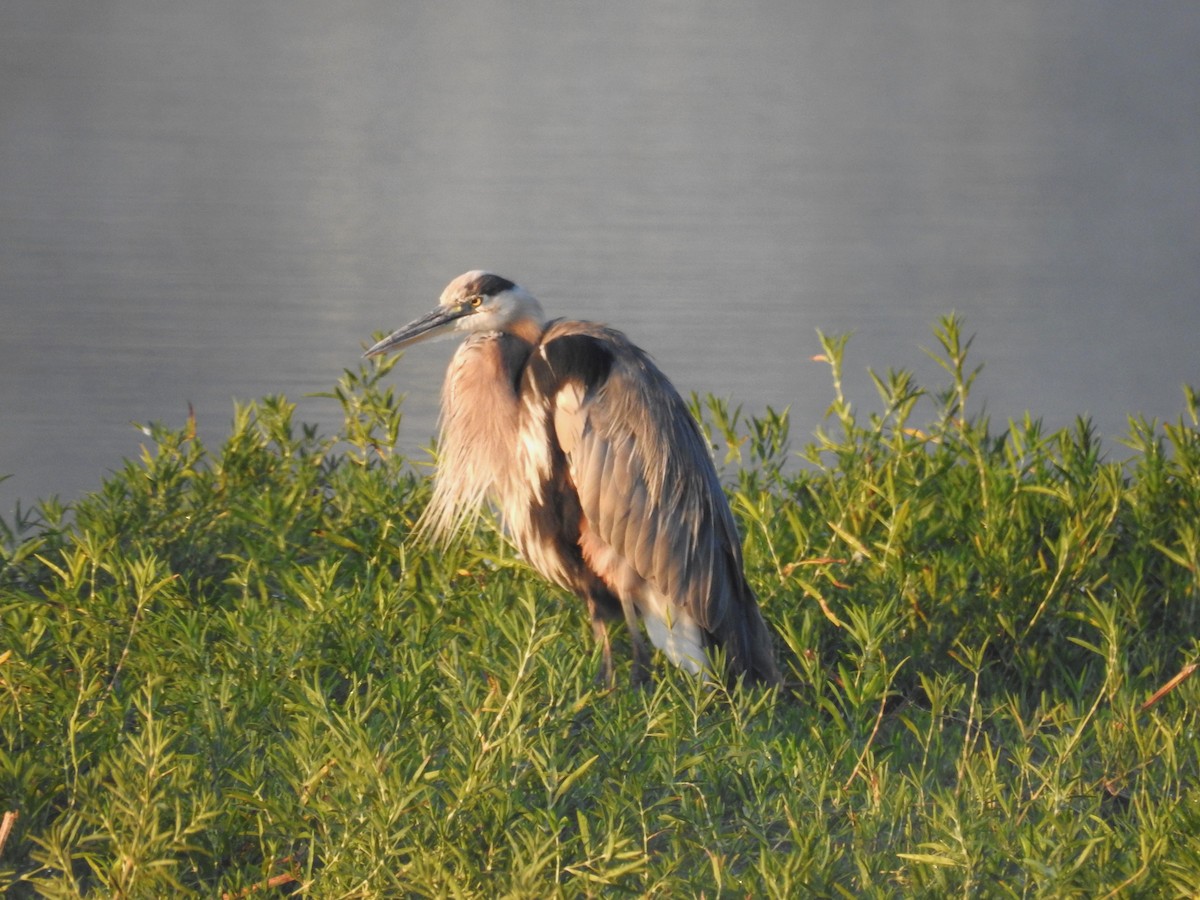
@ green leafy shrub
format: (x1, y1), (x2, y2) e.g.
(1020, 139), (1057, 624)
(1, 318), (1197, 896)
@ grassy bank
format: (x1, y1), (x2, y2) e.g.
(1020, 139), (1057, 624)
(2, 316), (1198, 897)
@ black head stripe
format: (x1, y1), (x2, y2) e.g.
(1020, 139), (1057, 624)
(465, 272), (517, 298)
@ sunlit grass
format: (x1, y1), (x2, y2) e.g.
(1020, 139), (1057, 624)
(1, 315), (1198, 896)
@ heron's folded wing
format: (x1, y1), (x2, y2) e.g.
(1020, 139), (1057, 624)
(531, 326), (747, 636)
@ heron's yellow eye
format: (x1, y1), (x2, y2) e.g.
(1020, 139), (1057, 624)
(467, 295), (483, 308)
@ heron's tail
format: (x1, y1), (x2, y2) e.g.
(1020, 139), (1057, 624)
(716, 571), (783, 687)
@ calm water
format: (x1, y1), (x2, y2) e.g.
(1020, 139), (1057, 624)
(3, 2), (1199, 517)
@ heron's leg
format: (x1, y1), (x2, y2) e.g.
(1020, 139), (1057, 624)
(586, 594), (615, 688)
(621, 600), (651, 688)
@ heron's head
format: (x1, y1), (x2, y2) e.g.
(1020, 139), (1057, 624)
(364, 270), (546, 358)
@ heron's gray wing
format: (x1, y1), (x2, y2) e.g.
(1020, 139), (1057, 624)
(528, 324), (749, 639)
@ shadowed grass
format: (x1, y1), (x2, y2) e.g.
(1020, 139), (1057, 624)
(1, 316), (1198, 896)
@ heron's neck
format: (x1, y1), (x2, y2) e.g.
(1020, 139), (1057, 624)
(507, 316), (545, 345)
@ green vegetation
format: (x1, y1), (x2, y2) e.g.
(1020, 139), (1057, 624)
(2, 315), (1198, 897)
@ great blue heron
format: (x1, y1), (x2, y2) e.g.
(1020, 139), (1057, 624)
(365, 271), (781, 687)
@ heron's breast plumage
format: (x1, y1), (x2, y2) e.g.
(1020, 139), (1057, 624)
(423, 333), (531, 542)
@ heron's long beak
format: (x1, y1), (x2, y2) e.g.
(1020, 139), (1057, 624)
(363, 305), (468, 358)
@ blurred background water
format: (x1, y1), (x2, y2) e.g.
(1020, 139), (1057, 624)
(2, 1), (1198, 517)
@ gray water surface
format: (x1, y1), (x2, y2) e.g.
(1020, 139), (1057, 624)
(3, 2), (1198, 517)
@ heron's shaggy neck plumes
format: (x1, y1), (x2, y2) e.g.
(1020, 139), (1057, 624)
(418, 332), (535, 544)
